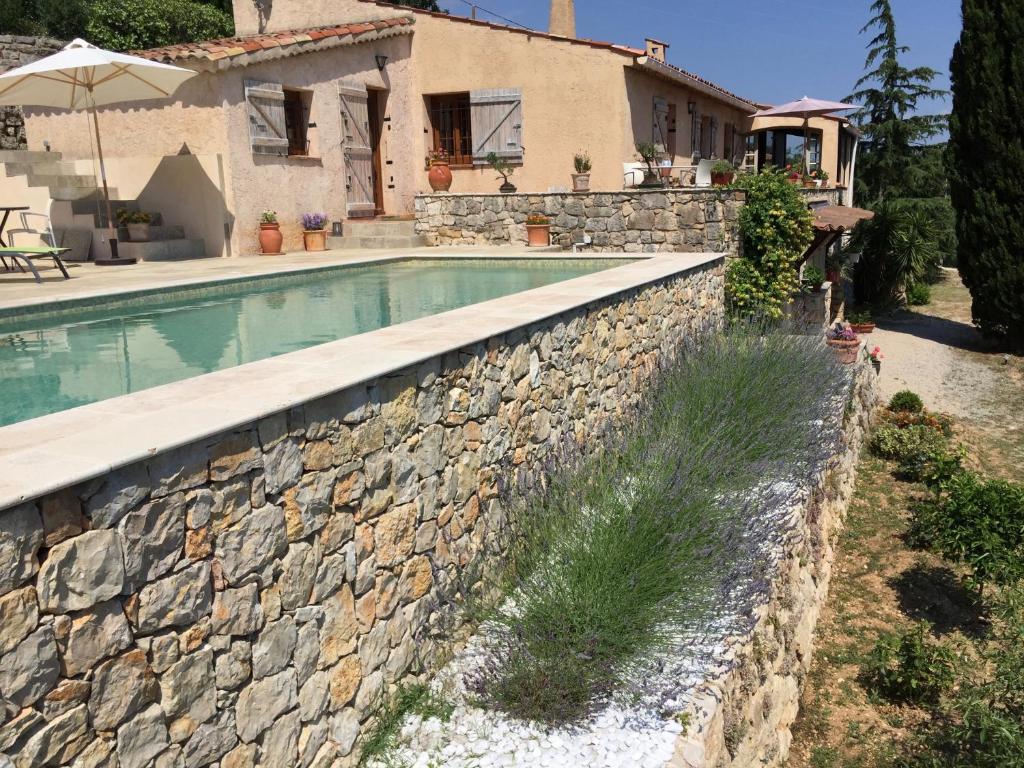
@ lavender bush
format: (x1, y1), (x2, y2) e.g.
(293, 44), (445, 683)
(301, 212), (328, 231)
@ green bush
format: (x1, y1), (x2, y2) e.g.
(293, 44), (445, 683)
(912, 473), (1024, 592)
(897, 441), (963, 484)
(862, 621), (956, 705)
(907, 282), (932, 305)
(86, 0), (233, 51)
(889, 390), (925, 413)
(852, 200), (943, 306)
(726, 167), (815, 318)
(870, 423), (947, 462)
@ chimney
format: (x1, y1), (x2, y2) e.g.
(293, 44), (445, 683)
(549, 0), (576, 38)
(645, 38), (669, 63)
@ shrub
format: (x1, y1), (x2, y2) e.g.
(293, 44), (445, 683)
(726, 168), (815, 318)
(882, 408), (953, 437)
(471, 326), (844, 724)
(573, 152), (592, 174)
(802, 264), (826, 288)
(907, 282), (932, 305)
(851, 200), (942, 306)
(862, 621), (956, 705)
(86, 0), (233, 51)
(897, 441), (963, 484)
(870, 423), (947, 462)
(889, 390), (925, 413)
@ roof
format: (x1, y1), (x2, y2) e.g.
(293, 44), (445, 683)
(813, 205), (875, 232)
(633, 56), (756, 111)
(136, 17), (414, 69)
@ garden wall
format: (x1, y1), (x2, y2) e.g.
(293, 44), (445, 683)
(0, 36), (64, 150)
(671, 357), (878, 767)
(0, 258), (724, 768)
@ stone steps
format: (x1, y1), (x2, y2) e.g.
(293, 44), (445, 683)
(116, 238), (208, 262)
(326, 234), (428, 250)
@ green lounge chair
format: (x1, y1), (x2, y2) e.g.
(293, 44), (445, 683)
(0, 246), (71, 282)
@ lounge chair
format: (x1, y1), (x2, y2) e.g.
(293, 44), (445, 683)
(695, 159), (714, 187)
(0, 203), (71, 282)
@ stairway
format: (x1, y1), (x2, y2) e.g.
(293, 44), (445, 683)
(0, 149), (103, 202)
(69, 197), (206, 262)
(327, 218), (428, 250)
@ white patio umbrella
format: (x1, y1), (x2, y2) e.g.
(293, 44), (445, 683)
(0, 39), (196, 264)
(752, 96), (860, 173)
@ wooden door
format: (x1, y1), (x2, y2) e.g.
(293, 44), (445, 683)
(367, 89), (385, 216)
(339, 81), (375, 218)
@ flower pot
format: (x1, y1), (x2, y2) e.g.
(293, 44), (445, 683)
(303, 229), (327, 252)
(826, 338), (860, 364)
(804, 281), (824, 292)
(499, 182), (517, 194)
(787, 176), (801, 185)
(803, 180), (816, 189)
(571, 173), (590, 193)
(711, 171), (735, 186)
(526, 224), (551, 247)
(428, 161), (453, 192)
(126, 223), (150, 242)
(259, 222), (283, 254)
(826, 269), (841, 284)
(850, 322), (875, 334)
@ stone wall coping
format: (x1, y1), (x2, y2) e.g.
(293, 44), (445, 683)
(0, 252), (724, 511)
(415, 188), (746, 199)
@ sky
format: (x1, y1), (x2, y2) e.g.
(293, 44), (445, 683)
(444, 0), (961, 113)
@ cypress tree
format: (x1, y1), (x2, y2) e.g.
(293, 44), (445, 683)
(949, 0), (1024, 346)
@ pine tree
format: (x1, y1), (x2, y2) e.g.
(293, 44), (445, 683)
(949, 0), (1024, 346)
(849, 0), (947, 202)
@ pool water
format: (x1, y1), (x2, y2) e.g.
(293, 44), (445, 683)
(0, 258), (625, 427)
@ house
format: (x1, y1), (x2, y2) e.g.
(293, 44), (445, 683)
(12, 0), (853, 257)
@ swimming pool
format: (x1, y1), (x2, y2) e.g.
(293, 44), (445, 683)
(0, 257), (628, 426)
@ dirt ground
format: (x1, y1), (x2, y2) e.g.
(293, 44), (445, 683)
(787, 272), (1023, 768)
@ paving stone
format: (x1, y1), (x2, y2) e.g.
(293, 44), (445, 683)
(136, 563), (212, 634)
(211, 583), (263, 636)
(235, 669), (296, 743)
(84, 464), (151, 529)
(89, 649), (157, 731)
(116, 703), (168, 768)
(251, 617), (296, 680)
(0, 587), (37, 655)
(215, 505), (287, 585)
(55, 598), (133, 676)
(118, 492), (186, 591)
(37, 529), (125, 613)
(0, 503), (42, 597)
(0, 625), (58, 707)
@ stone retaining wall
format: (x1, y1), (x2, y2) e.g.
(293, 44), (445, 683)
(0, 36), (64, 150)
(0, 259), (724, 768)
(671, 358), (878, 767)
(414, 190), (745, 254)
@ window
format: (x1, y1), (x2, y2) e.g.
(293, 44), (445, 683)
(283, 89), (309, 156)
(428, 93), (473, 166)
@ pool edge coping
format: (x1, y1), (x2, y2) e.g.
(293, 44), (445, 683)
(0, 253), (724, 510)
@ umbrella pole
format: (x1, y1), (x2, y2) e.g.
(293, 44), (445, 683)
(88, 99), (135, 266)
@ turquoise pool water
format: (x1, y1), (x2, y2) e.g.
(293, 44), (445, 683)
(0, 258), (625, 426)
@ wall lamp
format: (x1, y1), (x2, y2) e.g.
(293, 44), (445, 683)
(375, 54), (389, 71)
(687, 100), (697, 114)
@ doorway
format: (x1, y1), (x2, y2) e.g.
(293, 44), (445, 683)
(367, 89), (385, 217)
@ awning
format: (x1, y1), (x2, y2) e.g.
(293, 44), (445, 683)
(813, 205), (874, 233)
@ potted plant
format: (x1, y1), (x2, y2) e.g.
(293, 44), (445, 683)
(802, 264), (826, 291)
(259, 210), (283, 255)
(635, 142), (664, 188)
(847, 309), (876, 334)
(868, 345), (883, 374)
(426, 148), (452, 192)
(486, 152), (517, 193)
(525, 214), (551, 247)
(825, 322), (860, 364)
(301, 212), (328, 252)
(710, 160), (736, 186)
(816, 168), (830, 188)
(572, 151), (592, 192)
(117, 209), (153, 242)
(785, 162), (803, 185)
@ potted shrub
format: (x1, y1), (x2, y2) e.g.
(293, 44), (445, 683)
(118, 209), (153, 242)
(426, 148), (452, 192)
(259, 210), (283, 255)
(572, 151), (592, 192)
(301, 212), (328, 252)
(487, 152), (517, 193)
(635, 142), (664, 188)
(825, 322), (860, 364)
(802, 264), (826, 291)
(848, 309), (876, 334)
(525, 214), (551, 247)
(710, 160), (736, 186)
(816, 168), (830, 189)
(785, 163), (803, 185)
(868, 345), (883, 374)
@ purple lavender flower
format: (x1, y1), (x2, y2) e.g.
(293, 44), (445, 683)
(301, 212), (328, 231)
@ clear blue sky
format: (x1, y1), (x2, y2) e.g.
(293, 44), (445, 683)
(445, 0), (960, 113)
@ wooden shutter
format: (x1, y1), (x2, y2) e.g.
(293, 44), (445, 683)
(710, 117), (719, 158)
(339, 81), (375, 216)
(653, 98), (669, 153)
(244, 79), (288, 156)
(469, 88), (523, 164)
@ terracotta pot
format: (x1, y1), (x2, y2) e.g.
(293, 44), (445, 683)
(259, 222), (283, 254)
(303, 229), (327, 252)
(850, 322), (875, 334)
(428, 161), (452, 192)
(526, 224), (551, 247)
(787, 176), (801, 185)
(826, 337), (860, 364)
(571, 173), (590, 193)
(826, 269), (841, 284)
(803, 180), (816, 189)
(711, 171), (735, 186)
(126, 223), (150, 242)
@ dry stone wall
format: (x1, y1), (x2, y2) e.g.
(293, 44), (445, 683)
(414, 190), (745, 253)
(0, 36), (64, 150)
(0, 259), (724, 768)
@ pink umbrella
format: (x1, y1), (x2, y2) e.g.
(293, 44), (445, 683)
(752, 97), (860, 172)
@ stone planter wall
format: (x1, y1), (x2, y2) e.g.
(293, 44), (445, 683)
(414, 190), (745, 254)
(0, 36), (64, 150)
(671, 358), (878, 767)
(0, 260), (724, 768)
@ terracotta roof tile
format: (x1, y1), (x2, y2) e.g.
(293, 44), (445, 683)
(813, 205), (874, 232)
(135, 16), (414, 64)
